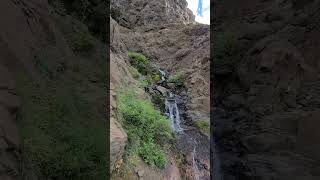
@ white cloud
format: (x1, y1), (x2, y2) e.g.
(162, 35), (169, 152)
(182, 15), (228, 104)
(186, 0), (210, 25)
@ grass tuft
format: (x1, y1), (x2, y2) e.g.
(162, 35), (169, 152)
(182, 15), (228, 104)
(117, 90), (172, 168)
(168, 72), (185, 85)
(195, 120), (210, 135)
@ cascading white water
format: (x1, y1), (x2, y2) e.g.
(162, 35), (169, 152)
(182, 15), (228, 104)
(165, 93), (184, 132)
(159, 69), (166, 81)
(165, 99), (175, 129)
(160, 69), (205, 178)
(161, 70), (183, 132)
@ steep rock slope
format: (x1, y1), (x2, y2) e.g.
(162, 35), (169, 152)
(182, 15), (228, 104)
(110, 17), (134, 171)
(213, 0), (320, 179)
(119, 23), (210, 122)
(110, 0), (210, 179)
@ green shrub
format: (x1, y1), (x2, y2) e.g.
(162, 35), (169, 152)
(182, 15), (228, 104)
(117, 90), (172, 168)
(71, 31), (94, 52)
(153, 74), (161, 82)
(140, 75), (154, 87)
(195, 120), (210, 135)
(168, 72), (185, 85)
(127, 51), (149, 75)
(138, 141), (166, 168)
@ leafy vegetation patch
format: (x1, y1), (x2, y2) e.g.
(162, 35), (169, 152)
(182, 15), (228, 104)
(168, 72), (185, 85)
(195, 120), (210, 135)
(128, 51), (149, 75)
(117, 90), (172, 168)
(138, 141), (167, 168)
(153, 74), (161, 83)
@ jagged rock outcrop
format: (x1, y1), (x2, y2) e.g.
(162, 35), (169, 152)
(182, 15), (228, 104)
(111, 0), (195, 29)
(213, 0), (320, 179)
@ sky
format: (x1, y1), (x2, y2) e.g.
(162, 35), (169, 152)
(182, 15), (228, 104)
(186, 0), (210, 24)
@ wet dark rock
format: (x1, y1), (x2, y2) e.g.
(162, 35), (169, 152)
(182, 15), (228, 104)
(155, 85), (168, 96)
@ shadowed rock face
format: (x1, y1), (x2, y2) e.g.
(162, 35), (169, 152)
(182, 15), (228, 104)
(213, 0), (320, 179)
(1, 0), (108, 179)
(0, 65), (21, 180)
(0, 0), (50, 179)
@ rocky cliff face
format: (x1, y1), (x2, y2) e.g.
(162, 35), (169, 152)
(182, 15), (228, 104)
(111, 0), (210, 127)
(110, 0), (210, 179)
(111, 0), (195, 29)
(119, 23), (210, 122)
(213, 0), (320, 179)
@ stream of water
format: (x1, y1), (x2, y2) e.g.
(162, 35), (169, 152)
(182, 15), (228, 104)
(160, 69), (202, 179)
(165, 92), (184, 132)
(159, 69), (166, 81)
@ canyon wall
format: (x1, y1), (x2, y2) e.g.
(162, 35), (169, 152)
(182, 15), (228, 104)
(1, 0), (108, 179)
(0, 1), (55, 178)
(213, 0), (320, 179)
(110, 0), (210, 175)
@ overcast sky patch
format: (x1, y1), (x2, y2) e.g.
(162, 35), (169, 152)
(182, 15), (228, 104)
(186, 0), (210, 24)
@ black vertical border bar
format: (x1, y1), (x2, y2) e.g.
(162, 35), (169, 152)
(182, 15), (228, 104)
(210, 0), (214, 179)
(211, 0), (224, 179)
(106, 0), (111, 178)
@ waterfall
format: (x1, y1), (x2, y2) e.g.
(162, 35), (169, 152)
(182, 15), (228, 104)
(159, 69), (166, 81)
(165, 92), (184, 132)
(165, 99), (175, 129)
(160, 69), (207, 179)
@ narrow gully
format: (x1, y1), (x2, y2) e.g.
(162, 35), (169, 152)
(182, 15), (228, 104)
(160, 69), (203, 179)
